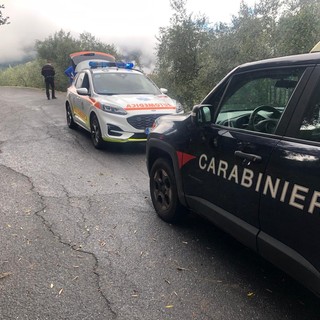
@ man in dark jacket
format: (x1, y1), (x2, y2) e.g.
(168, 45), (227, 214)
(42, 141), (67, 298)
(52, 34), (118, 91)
(41, 60), (56, 100)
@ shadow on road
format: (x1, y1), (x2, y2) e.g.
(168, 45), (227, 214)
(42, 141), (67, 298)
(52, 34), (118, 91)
(164, 211), (320, 318)
(68, 125), (147, 155)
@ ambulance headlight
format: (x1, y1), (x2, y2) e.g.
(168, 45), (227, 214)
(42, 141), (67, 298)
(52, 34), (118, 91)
(101, 104), (127, 115)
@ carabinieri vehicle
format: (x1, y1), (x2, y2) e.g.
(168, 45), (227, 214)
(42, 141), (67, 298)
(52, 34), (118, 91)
(65, 59), (183, 148)
(146, 51), (320, 297)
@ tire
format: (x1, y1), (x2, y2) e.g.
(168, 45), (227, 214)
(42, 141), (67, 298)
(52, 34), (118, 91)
(149, 158), (186, 223)
(90, 114), (104, 149)
(66, 104), (77, 129)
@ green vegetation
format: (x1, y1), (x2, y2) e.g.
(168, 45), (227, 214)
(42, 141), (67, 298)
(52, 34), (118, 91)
(1, 0), (320, 110)
(0, 4), (9, 25)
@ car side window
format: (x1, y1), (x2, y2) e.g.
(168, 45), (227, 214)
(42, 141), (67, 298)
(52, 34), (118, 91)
(75, 72), (85, 89)
(298, 83), (320, 142)
(214, 68), (305, 134)
(75, 72), (90, 91)
(82, 74), (90, 91)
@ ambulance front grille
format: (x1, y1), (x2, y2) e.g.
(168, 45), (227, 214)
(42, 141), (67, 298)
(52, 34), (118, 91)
(127, 114), (167, 130)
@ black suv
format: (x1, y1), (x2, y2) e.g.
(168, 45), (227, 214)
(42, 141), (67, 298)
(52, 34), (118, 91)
(146, 52), (320, 297)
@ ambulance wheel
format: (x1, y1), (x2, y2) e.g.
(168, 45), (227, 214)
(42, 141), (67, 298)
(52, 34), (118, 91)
(66, 104), (77, 129)
(90, 114), (104, 149)
(149, 158), (186, 223)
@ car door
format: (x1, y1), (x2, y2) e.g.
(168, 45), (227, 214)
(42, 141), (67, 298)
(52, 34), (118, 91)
(71, 71), (91, 129)
(183, 65), (310, 250)
(258, 66), (320, 293)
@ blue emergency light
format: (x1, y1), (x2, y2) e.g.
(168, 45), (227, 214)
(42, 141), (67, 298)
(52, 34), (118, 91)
(89, 61), (116, 68)
(88, 61), (134, 69)
(116, 62), (134, 69)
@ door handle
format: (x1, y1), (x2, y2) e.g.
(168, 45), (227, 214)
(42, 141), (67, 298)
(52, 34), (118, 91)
(234, 150), (262, 163)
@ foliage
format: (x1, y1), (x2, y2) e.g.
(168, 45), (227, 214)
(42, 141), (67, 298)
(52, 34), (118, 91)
(0, 4), (9, 25)
(35, 30), (119, 90)
(153, 0), (320, 110)
(274, 0), (320, 55)
(0, 60), (43, 88)
(155, 0), (212, 108)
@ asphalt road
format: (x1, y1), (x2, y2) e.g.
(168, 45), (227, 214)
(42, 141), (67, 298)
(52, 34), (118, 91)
(0, 86), (319, 320)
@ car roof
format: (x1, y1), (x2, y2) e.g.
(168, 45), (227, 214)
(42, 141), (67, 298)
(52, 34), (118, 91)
(89, 66), (143, 75)
(236, 52), (320, 73)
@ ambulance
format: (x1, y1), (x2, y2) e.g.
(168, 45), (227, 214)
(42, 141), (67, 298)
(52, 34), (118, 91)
(65, 54), (183, 148)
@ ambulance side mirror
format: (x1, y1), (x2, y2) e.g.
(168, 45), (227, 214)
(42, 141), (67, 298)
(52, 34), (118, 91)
(77, 88), (89, 96)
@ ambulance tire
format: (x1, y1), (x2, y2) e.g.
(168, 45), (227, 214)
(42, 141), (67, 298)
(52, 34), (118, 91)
(66, 104), (77, 129)
(149, 158), (186, 223)
(90, 114), (104, 149)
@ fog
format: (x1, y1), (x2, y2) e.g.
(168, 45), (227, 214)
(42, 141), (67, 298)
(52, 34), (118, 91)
(0, 0), (253, 69)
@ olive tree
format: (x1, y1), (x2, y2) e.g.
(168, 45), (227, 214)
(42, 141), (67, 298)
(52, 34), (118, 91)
(155, 0), (211, 108)
(0, 4), (9, 25)
(35, 30), (119, 90)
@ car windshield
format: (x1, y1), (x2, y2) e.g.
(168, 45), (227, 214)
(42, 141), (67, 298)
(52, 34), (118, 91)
(92, 72), (161, 95)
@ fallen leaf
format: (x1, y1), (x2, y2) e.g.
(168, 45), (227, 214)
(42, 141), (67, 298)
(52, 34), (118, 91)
(0, 272), (12, 279)
(99, 241), (106, 247)
(177, 267), (188, 271)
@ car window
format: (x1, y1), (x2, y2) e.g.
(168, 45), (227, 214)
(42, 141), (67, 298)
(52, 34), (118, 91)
(214, 67), (305, 134)
(75, 72), (90, 91)
(298, 81), (320, 142)
(75, 72), (84, 89)
(92, 73), (161, 95)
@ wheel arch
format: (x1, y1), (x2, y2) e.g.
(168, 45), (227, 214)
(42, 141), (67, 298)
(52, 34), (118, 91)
(89, 110), (103, 131)
(146, 138), (187, 207)
(89, 110), (98, 123)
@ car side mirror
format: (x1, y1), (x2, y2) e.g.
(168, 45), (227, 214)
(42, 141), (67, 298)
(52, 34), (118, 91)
(77, 88), (89, 95)
(160, 88), (168, 94)
(191, 104), (213, 125)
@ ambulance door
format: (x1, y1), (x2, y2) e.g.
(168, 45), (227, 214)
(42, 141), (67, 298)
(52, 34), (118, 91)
(79, 72), (92, 129)
(72, 71), (90, 128)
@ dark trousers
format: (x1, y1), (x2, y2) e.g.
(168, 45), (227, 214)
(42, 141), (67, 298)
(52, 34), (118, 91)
(45, 77), (55, 99)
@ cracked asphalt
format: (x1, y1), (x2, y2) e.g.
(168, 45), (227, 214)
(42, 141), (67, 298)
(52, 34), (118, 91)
(0, 87), (319, 320)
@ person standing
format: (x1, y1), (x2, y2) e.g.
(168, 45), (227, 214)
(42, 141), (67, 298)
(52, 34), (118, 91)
(41, 60), (56, 100)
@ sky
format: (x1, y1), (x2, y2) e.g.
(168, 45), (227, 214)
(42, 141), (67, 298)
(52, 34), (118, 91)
(0, 0), (256, 68)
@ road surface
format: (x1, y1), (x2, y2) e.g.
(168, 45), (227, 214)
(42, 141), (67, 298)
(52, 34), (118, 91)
(0, 87), (319, 319)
